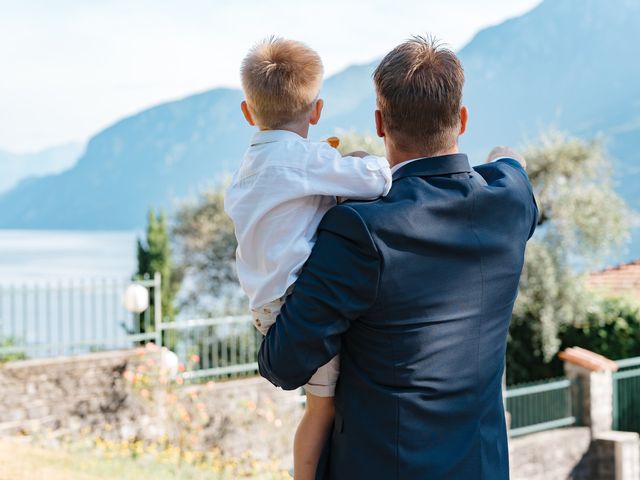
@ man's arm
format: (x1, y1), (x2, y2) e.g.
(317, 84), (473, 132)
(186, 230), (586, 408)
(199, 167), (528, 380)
(485, 145), (527, 170)
(474, 146), (538, 239)
(258, 204), (380, 390)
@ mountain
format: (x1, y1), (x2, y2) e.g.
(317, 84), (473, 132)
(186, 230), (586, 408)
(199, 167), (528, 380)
(458, 0), (640, 205)
(0, 143), (83, 193)
(0, 0), (638, 261)
(0, 89), (245, 229)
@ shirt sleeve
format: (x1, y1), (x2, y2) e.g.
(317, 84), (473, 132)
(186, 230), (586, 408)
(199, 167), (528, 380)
(258, 204), (380, 390)
(303, 143), (392, 199)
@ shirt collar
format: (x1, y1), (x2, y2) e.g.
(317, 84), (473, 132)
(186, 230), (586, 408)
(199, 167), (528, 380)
(250, 129), (308, 146)
(390, 157), (421, 174)
(392, 153), (472, 181)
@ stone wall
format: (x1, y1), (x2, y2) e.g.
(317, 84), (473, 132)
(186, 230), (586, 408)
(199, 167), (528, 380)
(2, 347), (639, 477)
(0, 349), (303, 465)
(509, 427), (592, 480)
(510, 427), (640, 480)
(0, 350), (152, 437)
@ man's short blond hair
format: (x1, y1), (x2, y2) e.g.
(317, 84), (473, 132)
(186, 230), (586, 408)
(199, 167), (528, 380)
(241, 38), (323, 129)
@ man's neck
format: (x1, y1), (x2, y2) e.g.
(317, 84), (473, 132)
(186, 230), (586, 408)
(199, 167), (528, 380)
(386, 144), (459, 169)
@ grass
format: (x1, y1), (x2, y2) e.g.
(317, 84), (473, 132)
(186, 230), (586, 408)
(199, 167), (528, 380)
(0, 438), (290, 480)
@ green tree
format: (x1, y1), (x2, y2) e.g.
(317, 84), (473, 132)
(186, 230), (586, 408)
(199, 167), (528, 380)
(172, 188), (242, 315)
(560, 297), (640, 361)
(507, 132), (630, 384)
(0, 337), (27, 363)
(135, 210), (181, 335)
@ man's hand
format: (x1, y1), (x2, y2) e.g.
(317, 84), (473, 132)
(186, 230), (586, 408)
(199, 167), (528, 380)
(344, 150), (370, 158)
(486, 146), (526, 170)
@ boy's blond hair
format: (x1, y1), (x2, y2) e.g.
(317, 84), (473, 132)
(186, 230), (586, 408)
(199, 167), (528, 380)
(241, 37), (323, 128)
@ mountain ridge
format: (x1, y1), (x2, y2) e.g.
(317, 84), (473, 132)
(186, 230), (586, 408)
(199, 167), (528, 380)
(1, 0), (638, 264)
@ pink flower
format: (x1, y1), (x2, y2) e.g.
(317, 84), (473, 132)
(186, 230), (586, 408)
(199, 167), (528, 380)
(190, 354), (200, 363)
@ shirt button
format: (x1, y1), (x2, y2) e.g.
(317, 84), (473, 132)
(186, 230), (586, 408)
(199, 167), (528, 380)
(255, 319), (262, 327)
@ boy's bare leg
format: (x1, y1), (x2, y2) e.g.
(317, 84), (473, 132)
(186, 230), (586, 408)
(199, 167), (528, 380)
(293, 393), (335, 480)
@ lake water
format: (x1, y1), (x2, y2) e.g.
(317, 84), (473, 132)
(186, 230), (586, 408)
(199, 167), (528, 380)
(0, 230), (245, 360)
(0, 230), (138, 284)
(0, 230), (143, 356)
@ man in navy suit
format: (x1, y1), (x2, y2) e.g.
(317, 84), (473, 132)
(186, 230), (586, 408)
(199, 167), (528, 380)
(258, 36), (537, 479)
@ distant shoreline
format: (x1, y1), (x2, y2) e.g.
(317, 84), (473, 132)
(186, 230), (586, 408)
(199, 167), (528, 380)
(0, 230), (137, 285)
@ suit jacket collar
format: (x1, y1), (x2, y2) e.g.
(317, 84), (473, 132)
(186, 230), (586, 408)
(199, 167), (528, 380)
(392, 153), (472, 181)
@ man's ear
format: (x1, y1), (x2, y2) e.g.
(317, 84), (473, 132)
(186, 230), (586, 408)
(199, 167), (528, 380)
(459, 105), (468, 136)
(375, 110), (385, 138)
(241, 101), (256, 126)
(309, 99), (324, 125)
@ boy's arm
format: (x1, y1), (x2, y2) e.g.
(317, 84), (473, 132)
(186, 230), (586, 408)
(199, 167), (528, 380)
(305, 144), (392, 200)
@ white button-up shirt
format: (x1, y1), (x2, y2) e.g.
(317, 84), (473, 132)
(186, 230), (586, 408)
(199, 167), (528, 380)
(224, 130), (392, 309)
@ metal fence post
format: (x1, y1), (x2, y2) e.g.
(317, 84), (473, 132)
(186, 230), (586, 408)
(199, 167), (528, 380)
(154, 273), (162, 348)
(612, 374), (619, 430)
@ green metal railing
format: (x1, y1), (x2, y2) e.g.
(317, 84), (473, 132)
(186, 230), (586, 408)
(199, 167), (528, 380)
(613, 356), (640, 432)
(0, 275), (261, 381)
(0, 277), (153, 358)
(161, 315), (260, 380)
(505, 377), (578, 437)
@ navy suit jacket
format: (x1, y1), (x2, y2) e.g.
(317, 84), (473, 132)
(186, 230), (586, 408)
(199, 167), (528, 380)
(258, 154), (537, 480)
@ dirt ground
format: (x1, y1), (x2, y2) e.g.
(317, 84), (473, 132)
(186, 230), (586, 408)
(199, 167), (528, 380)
(0, 438), (224, 480)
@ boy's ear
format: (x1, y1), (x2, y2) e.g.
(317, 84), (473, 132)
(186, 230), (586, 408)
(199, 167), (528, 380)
(375, 110), (385, 138)
(241, 101), (256, 126)
(309, 99), (324, 126)
(459, 105), (468, 136)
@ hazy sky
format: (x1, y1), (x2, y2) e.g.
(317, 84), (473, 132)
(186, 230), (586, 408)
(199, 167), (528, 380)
(0, 0), (542, 153)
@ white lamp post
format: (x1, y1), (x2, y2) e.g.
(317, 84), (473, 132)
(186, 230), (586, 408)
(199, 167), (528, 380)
(122, 283), (150, 313)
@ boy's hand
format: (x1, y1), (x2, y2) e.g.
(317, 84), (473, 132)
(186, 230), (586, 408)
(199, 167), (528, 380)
(344, 150), (370, 158)
(486, 146), (526, 170)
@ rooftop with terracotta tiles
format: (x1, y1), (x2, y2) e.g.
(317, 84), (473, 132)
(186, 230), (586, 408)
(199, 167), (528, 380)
(588, 259), (640, 296)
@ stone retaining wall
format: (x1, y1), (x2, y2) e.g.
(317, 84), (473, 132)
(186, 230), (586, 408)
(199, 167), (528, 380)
(2, 348), (639, 477)
(0, 350), (151, 437)
(509, 427), (592, 479)
(0, 349), (303, 465)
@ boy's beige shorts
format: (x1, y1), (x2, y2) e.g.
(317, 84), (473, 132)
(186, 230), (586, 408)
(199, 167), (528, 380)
(252, 289), (340, 397)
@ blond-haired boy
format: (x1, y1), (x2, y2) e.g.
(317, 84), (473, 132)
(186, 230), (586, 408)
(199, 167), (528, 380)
(224, 38), (391, 479)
